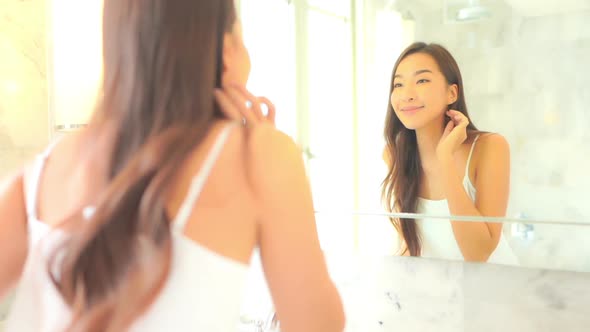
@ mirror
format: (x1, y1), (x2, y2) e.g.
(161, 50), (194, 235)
(239, 0), (590, 271)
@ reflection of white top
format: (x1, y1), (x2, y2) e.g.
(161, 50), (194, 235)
(5, 124), (251, 331)
(416, 135), (519, 265)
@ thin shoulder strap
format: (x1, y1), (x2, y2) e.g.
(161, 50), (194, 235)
(464, 134), (481, 176)
(173, 123), (237, 233)
(25, 140), (60, 219)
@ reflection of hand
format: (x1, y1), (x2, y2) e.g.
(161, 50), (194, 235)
(436, 110), (469, 161)
(214, 85), (276, 126)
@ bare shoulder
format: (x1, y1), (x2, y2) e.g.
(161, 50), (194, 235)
(210, 122), (299, 164)
(173, 121), (251, 202)
(472, 132), (510, 174)
(245, 124), (305, 199)
(477, 132), (510, 155)
(184, 120), (247, 166)
(180, 121), (305, 207)
(247, 123), (300, 155)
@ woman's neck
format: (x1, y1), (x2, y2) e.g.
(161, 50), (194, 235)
(415, 118), (445, 173)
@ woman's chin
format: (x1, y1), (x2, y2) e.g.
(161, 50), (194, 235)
(399, 119), (422, 131)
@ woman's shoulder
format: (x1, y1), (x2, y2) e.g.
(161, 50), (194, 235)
(473, 131), (509, 152)
(194, 121), (303, 198)
(471, 131), (510, 169)
(209, 120), (299, 157)
(244, 124), (304, 186)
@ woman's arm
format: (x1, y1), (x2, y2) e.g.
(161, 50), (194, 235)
(215, 86), (345, 332)
(0, 170), (28, 299)
(250, 126), (345, 332)
(440, 134), (510, 262)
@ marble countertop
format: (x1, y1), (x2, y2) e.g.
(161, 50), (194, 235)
(326, 254), (590, 331)
(239, 253), (590, 332)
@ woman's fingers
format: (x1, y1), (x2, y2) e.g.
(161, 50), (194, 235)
(214, 89), (242, 121)
(257, 96), (276, 124)
(215, 85), (276, 126)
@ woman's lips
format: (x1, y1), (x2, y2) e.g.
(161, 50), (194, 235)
(401, 106), (424, 113)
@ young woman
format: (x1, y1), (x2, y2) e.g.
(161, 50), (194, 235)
(0, 1), (345, 331)
(382, 42), (518, 264)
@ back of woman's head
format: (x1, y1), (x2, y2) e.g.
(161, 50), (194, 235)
(49, 1), (236, 331)
(101, 0), (236, 169)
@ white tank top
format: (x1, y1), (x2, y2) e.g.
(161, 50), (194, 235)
(416, 135), (519, 265)
(4, 124), (252, 331)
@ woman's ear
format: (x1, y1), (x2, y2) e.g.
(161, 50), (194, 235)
(447, 84), (458, 105)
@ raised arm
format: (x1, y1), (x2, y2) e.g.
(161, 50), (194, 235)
(442, 133), (510, 261)
(248, 125), (345, 332)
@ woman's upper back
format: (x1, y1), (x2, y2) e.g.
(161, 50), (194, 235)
(34, 120), (258, 265)
(6, 121), (255, 331)
(7, 119), (344, 331)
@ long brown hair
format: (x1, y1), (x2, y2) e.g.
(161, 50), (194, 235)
(48, 1), (236, 331)
(381, 42), (478, 256)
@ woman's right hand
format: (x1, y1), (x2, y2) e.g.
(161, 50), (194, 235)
(214, 85), (276, 126)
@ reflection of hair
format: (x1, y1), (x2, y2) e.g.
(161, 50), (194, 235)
(48, 1), (236, 330)
(381, 42), (478, 256)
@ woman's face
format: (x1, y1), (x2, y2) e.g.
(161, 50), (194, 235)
(390, 52), (457, 130)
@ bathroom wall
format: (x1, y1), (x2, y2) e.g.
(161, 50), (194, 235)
(0, 0), (50, 177)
